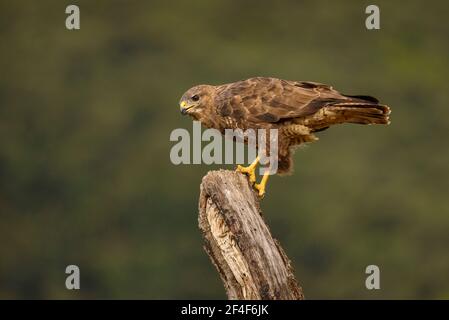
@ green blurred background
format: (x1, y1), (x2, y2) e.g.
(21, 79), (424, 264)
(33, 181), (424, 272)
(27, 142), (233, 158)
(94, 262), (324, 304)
(1, 0), (448, 299)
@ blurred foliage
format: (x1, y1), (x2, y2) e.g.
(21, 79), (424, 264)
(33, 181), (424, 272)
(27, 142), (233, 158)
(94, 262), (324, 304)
(0, 0), (448, 299)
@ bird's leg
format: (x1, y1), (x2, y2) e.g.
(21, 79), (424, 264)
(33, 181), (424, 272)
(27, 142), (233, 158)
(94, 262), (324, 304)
(254, 169), (270, 198)
(236, 156), (259, 185)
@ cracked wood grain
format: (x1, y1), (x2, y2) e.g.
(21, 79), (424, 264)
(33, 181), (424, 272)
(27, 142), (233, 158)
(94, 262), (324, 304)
(198, 170), (304, 300)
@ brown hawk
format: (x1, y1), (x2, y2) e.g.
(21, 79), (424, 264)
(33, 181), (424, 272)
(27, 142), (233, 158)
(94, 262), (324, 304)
(179, 77), (390, 197)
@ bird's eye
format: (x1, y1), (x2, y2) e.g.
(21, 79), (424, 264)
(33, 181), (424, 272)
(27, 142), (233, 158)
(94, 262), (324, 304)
(191, 95), (200, 102)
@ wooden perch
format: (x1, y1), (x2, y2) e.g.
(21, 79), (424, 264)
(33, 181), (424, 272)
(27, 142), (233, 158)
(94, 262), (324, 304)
(198, 170), (304, 300)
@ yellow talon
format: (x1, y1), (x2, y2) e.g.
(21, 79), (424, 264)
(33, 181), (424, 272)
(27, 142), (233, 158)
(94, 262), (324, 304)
(254, 170), (270, 198)
(236, 165), (256, 184)
(236, 157), (271, 198)
(236, 156), (259, 185)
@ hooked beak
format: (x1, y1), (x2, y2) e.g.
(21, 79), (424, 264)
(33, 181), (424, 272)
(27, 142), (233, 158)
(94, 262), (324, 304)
(180, 101), (193, 115)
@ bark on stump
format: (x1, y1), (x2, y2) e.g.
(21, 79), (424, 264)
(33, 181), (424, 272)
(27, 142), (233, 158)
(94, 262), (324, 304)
(198, 170), (304, 300)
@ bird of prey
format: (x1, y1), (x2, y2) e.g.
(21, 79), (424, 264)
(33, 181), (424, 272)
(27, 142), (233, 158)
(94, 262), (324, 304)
(179, 77), (390, 197)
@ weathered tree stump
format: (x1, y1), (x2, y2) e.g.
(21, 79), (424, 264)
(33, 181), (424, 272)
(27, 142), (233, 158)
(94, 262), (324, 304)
(198, 170), (304, 300)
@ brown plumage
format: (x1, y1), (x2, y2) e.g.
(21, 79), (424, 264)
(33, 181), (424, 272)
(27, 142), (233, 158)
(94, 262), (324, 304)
(179, 77), (390, 175)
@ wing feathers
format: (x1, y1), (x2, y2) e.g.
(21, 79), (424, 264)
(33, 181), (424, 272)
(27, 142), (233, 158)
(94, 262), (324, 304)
(215, 77), (390, 127)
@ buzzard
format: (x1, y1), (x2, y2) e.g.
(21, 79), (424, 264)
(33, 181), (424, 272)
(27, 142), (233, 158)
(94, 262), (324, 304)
(179, 77), (390, 197)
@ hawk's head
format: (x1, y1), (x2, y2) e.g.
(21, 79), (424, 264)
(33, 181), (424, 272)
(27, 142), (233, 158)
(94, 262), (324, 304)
(179, 85), (215, 118)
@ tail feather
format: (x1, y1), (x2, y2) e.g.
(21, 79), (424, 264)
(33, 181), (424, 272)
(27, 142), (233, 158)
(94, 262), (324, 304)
(310, 105), (390, 131)
(308, 95), (391, 131)
(342, 94), (379, 104)
(329, 103), (391, 125)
